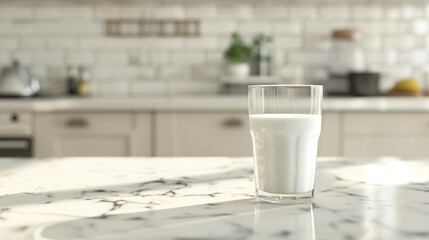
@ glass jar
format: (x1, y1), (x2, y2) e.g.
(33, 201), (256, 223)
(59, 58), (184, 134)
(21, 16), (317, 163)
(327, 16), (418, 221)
(329, 29), (366, 77)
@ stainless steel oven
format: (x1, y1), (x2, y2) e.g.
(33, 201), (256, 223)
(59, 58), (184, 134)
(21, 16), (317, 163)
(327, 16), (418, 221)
(0, 138), (32, 156)
(0, 112), (33, 157)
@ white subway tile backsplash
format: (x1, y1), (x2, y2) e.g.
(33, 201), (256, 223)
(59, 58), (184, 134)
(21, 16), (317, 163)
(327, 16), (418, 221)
(206, 52), (223, 64)
(79, 38), (110, 49)
(172, 52), (205, 64)
(320, 7), (350, 20)
(138, 67), (156, 79)
(2, 8), (34, 19)
(34, 51), (64, 65)
(384, 7), (401, 20)
(253, 6), (287, 19)
(201, 21), (236, 35)
(361, 37), (382, 50)
(35, 8), (59, 19)
(119, 7), (146, 18)
(95, 7), (120, 19)
(10, 52), (33, 65)
(1, 22), (34, 36)
(0, 52), (10, 65)
(384, 37), (415, 49)
(398, 50), (427, 65)
(288, 52), (329, 65)
(402, 5), (423, 19)
(144, 39), (185, 49)
(289, 7), (318, 19)
(92, 67), (115, 81)
(186, 38), (217, 49)
(193, 65), (221, 80)
(366, 51), (398, 64)
(239, 21), (273, 34)
(187, 5), (218, 19)
(274, 37), (302, 49)
(352, 6), (383, 20)
(149, 52), (170, 65)
(59, 7), (93, 19)
(20, 38), (46, 49)
(303, 37), (331, 50)
(48, 38), (77, 49)
(0, 38), (18, 50)
(108, 39), (140, 49)
(219, 5), (253, 20)
(273, 23), (301, 35)
(67, 52), (95, 65)
(277, 65), (304, 82)
(304, 23), (343, 37)
(35, 22), (101, 35)
(159, 66), (192, 79)
(99, 82), (130, 95)
(97, 52), (128, 65)
(114, 67), (139, 79)
(413, 20), (428, 35)
(154, 6), (185, 19)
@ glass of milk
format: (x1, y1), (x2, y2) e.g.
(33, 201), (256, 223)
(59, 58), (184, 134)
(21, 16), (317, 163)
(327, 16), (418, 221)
(248, 85), (323, 203)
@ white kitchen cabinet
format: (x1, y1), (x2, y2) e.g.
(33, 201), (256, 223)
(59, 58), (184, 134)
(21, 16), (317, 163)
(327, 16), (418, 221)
(318, 113), (341, 156)
(155, 112), (340, 157)
(156, 112), (252, 156)
(343, 113), (429, 157)
(34, 113), (151, 157)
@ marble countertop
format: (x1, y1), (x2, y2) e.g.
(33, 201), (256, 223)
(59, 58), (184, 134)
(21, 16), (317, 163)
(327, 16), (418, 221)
(0, 156), (428, 239)
(2, 95), (429, 112)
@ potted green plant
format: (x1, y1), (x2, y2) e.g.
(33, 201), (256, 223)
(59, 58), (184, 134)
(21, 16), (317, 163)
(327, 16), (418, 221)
(224, 32), (251, 78)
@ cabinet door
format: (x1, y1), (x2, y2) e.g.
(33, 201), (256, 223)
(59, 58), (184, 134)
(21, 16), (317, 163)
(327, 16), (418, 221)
(318, 113), (341, 156)
(156, 112), (252, 156)
(35, 113), (151, 157)
(343, 113), (429, 157)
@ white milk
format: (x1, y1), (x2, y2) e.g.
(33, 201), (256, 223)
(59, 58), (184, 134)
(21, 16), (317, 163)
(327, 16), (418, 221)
(249, 114), (321, 194)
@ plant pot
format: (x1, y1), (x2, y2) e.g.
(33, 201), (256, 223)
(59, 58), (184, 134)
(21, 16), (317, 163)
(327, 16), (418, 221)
(225, 63), (250, 78)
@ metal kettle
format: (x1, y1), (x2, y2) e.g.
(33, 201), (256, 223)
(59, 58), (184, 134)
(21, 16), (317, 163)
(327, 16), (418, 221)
(0, 61), (40, 97)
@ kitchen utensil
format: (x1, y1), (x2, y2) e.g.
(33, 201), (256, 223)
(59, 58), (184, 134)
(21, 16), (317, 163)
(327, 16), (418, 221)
(0, 61), (40, 97)
(348, 72), (379, 96)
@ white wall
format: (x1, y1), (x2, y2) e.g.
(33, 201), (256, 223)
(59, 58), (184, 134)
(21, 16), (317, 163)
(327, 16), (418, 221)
(0, 0), (428, 95)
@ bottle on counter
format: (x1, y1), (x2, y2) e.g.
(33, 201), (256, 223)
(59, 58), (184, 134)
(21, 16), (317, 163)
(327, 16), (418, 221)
(77, 67), (91, 97)
(67, 67), (79, 95)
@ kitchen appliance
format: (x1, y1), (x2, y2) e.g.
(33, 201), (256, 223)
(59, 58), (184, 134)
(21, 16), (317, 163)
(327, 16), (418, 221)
(0, 61), (40, 97)
(0, 112), (33, 157)
(348, 72), (379, 96)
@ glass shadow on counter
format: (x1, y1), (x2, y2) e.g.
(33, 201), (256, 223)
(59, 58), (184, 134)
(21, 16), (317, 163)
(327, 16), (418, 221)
(35, 198), (315, 240)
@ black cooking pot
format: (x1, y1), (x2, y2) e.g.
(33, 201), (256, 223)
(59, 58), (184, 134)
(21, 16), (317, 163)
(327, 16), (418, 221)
(348, 72), (380, 96)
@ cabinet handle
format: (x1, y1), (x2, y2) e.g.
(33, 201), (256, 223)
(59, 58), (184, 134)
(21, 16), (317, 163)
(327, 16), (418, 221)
(66, 118), (88, 128)
(222, 118), (243, 128)
(10, 113), (19, 123)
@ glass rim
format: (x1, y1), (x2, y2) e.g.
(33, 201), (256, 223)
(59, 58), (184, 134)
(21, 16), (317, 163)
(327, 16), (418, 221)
(248, 84), (323, 89)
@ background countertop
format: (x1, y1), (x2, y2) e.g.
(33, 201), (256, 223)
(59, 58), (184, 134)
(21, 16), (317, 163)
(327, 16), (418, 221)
(2, 96), (429, 112)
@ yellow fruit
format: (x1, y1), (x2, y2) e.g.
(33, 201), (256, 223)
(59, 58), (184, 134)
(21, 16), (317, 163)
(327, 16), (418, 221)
(389, 79), (420, 94)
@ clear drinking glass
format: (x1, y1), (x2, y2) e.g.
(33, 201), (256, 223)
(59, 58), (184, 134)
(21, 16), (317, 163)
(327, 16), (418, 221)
(248, 85), (323, 203)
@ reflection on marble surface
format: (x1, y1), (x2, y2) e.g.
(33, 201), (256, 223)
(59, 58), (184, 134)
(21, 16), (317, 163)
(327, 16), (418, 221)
(0, 157), (429, 240)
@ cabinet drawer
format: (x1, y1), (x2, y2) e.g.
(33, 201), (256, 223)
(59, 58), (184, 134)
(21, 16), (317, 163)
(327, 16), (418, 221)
(344, 113), (429, 134)
(0, 112), (32, 136)
(156, 112), (252, 156)
(52, 113), (132, 133)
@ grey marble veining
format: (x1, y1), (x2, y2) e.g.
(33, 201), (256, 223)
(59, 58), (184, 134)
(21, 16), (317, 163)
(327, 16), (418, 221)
(1, 157), (429, 240)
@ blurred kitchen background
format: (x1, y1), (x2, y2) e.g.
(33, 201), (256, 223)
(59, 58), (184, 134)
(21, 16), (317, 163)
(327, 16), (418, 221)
(2, 0), (429, 95)
(1, 0), (429, 158)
